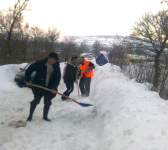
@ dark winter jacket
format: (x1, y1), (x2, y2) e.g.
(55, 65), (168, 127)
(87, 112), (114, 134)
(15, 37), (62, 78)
(63, 60), (78, 84)
(25, 57), (61, 96)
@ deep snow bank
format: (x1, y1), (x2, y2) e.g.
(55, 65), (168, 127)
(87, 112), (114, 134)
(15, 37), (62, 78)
(0, 63), (27, 90)
(1, 62), (168, 150)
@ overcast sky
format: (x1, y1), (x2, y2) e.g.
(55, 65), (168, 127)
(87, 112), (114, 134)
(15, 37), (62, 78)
(0, 0), (168, 36)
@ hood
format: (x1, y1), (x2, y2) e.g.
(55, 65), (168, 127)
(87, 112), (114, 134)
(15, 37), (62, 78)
(68, 60), (77, 67)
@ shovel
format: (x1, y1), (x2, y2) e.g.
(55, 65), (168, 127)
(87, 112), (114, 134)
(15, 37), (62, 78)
(30, 83), (93, 107)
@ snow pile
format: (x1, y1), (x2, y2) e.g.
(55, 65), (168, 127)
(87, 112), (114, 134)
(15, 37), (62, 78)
(0, 60), (168, 150)
(0, 63), (27, 90)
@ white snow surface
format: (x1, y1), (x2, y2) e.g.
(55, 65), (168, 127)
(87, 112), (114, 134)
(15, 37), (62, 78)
(1, 60), (168, 150)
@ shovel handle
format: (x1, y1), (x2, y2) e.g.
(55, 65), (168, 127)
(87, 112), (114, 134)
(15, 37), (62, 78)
(76, 73), (80, 97)
(30, 83), (80, 104)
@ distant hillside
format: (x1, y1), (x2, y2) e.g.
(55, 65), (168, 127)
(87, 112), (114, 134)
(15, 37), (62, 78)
(58, 35), (125, 47)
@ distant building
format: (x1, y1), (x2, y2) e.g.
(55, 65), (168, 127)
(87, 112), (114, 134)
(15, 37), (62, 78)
(125, 54), (153, 64)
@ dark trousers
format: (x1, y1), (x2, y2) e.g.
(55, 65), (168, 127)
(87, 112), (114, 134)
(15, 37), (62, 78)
(30, 91), (56, 108)
(62, 82), (74, 99)
(27, 91), (56, 120)
(79, 76), (91, 96)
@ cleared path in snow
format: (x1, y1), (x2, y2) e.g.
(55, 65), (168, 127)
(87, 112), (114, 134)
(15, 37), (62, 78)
(1, 62), (168, 150)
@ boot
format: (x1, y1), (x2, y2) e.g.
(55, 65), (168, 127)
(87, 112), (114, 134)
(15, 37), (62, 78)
(26, 104), (36, 121)
(43, 106), (51, 122)
(61, 96), (67, 101)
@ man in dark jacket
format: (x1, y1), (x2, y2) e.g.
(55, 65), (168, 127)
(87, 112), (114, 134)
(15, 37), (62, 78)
(25, 52), (61, 122)
(61, 56), (78, 101)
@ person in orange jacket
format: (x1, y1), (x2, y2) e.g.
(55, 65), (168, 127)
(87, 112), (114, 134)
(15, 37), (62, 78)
(79, 57), (95, 97)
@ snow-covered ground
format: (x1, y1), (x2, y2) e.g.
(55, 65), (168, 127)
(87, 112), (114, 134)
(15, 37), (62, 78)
(1, 59), (168, 150)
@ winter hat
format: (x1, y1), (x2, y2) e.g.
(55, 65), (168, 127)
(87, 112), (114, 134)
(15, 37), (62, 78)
(49, 52), (59, 60)
(71, 56), (78, 60)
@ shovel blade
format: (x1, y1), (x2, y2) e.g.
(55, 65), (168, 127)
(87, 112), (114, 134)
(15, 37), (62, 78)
(79, 103), (93, 107)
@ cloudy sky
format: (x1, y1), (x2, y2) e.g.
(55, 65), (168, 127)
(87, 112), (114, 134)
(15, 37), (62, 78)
(0, 0), (167, 36)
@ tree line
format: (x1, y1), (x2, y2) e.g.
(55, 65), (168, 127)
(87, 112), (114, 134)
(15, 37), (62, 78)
(0, 0), (110, 65)
(0, 0), (61, 64)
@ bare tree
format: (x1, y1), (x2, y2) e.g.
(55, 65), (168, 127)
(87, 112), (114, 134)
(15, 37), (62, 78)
(30, 26), (44, 60)
(92, 40), (102, 56)
(130, 10), (168, 90)
(47, 27), (60, 43)
(60, 37), (77, 61)
(45, 27), (60, 54)
(108, 36), (132, 72)
(79, 42), (90, 54)
(18, 22), (30, 62)
(0, 0), (30, 62)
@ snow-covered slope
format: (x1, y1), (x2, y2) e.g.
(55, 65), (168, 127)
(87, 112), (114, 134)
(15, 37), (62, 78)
(0, 60), (168, 150)
(58, 35), (122, 47)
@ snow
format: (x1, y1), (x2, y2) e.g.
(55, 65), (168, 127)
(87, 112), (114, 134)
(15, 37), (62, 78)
(1, 59), (168, 150)
(58, 35), (118, 47)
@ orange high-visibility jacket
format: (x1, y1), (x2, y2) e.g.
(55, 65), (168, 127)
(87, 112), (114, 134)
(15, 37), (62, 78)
(80, 59), (94, 78)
